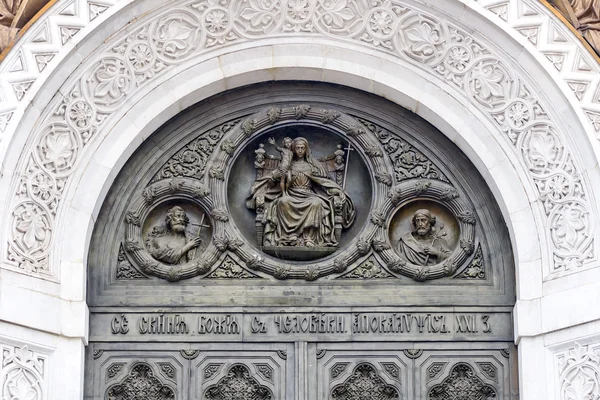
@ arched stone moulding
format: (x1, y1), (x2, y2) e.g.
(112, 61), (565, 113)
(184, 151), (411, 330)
(1, 0), (598, 292)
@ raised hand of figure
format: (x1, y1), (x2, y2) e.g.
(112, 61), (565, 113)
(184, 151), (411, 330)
(268, 137), (276, 145)
(329, 188), (346, 201)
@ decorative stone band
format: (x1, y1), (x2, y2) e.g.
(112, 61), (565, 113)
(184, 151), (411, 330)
(124, 178), (216, 281)
(2, 0), (595, 282)
(375, 179), (476, 281)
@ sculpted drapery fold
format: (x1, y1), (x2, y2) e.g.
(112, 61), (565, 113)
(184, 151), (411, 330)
(551, 0), (600, 54)
(246, 137), (356, 249)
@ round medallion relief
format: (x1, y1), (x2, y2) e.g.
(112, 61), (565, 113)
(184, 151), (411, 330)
(142, 200), (213, 265)
(389, 200), (460, 267)
(122, 177), (217, 281)
(227, 124), (373, 262)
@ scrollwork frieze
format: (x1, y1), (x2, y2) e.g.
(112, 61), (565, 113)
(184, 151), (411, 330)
(7, 0), (593, 280)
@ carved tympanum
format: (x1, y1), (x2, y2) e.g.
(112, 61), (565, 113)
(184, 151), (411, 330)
(204, 364), (272, 400)
(396, 209), (451, 266)
(145, 206), (203, 265)
(331, 363), (399, 400)
(428, 363), (496, 400)
(106, 363), (174, 400)
(246, 136), (356, 261)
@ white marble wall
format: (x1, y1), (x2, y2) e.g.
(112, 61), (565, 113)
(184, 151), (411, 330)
(1, 0), (600, 398)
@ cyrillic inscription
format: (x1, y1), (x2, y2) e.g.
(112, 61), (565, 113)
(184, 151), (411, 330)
(98, 311), (504, 341)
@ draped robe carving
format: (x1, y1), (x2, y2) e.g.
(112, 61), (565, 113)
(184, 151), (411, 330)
(246, 137), (355, 250)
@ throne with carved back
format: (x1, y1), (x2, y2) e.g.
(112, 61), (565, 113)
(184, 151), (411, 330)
(251, 142), (348, 260)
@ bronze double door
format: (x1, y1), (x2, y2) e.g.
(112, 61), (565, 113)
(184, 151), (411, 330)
(86, 338), (516, 399)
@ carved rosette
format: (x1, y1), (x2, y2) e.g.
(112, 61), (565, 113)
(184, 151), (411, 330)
(123, 177), (218, 281)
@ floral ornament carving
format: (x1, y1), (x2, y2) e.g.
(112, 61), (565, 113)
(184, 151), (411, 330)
(157, 363), (176, 380)
(106, 363), (175, 400)
(204, 364), (272, 400)
(429, 363), (496, 400)
(558, 343), (600, 400)
(476, 362), (497, 383)
(360, 118), (448, 183)
(331, 363), (399, 400)
(5, 0), (594, 281)
(204, 256), (261, 279)
(254, 363), (274, 383)
(380, 363), (400, 381)
(331, 362), (350, 380)
(427, 362), (447, 382)
(456, 244), (485, 280)
(338, 257), (395, 279)
(1, 345), (46, 400)
(151, 118), (242, 183)
(204, 363), (222, 379)
(116, 244), (147, 279)
(107, 363), (126, 379)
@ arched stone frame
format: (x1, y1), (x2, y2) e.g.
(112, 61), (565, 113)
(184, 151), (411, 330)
(2, 1), (600, 400)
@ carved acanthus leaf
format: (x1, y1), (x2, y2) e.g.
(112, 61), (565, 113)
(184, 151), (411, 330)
(320, 109), (341, 123)
(209, 166), (225, 180)
(151, 119), (241, 183)
(414, 180), (431, 195)
(125, 211), (141, 226)
(267, 107), (282, 124)
(346, 124), (366, 137)
(338, 257), (394, 280)
(364, 145), (384, 158)
(371, 210), (385, 227)
(457, 210), (476, 225)
(333, 257), (347, 273)
(205, 256), (260, 279)
(388, 187), (402, 205)
(375, 172), (393, 186)
(241, 118), (257, 137)
(211, 208), (229, 222)
(294, 104), (311, 119)
(116, 244), (146, 279)
(359, 118), (449, 183)
(356, 237), (371, 255)
(456, 244), (485, 279)
(371, 238), (391, 252)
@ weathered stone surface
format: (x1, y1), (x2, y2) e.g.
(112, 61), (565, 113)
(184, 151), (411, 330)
(85, 83), (517, 398)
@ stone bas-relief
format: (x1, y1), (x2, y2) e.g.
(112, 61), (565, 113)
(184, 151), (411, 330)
(396, 209), (451, 266)
(86, 84), (516, 397)
(146, 206), (203, 265)
(6, 0), (591, 284)
(92, 84), (510, 286)
(246, 136), (355, 261)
